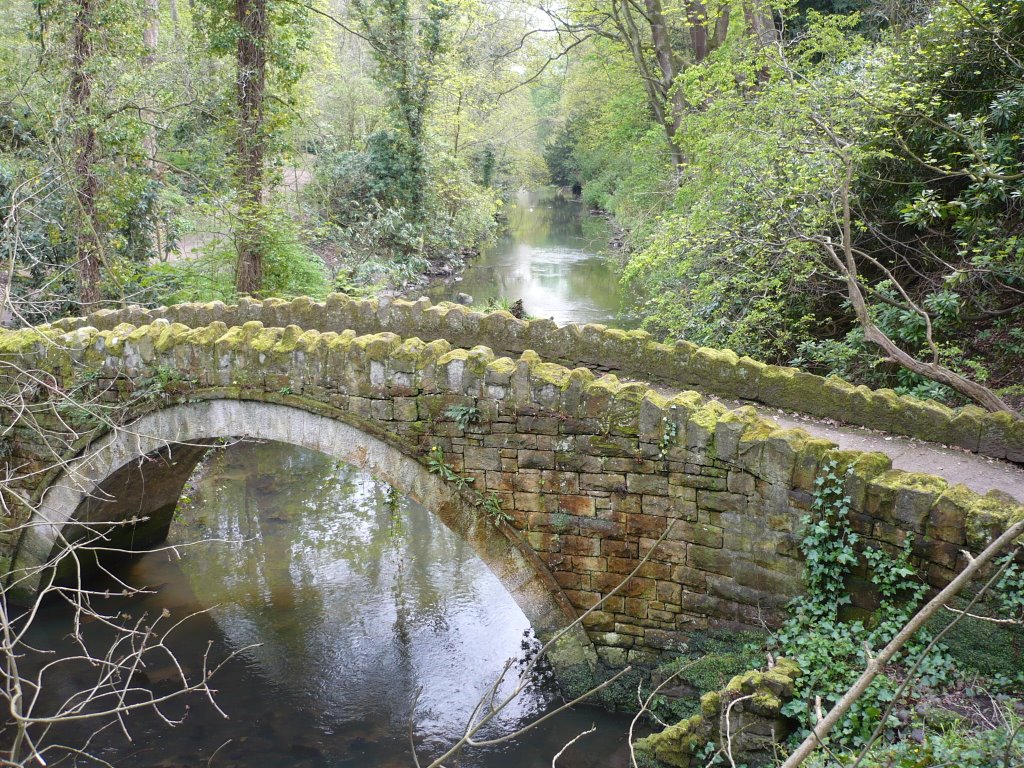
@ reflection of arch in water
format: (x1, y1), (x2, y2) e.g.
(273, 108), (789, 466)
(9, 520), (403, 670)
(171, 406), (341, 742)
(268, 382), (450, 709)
(11, 399), (594, 675)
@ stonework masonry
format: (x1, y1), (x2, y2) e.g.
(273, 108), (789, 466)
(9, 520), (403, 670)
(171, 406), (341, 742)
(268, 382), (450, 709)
(43, 293), (1024, 463)
(1, 301), (1022, 669)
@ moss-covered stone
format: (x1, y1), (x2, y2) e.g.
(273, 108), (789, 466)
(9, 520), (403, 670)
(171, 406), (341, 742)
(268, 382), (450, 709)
(635, 657), (801, 768)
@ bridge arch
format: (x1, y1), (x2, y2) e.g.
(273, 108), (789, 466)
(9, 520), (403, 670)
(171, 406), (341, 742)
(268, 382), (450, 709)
(11, 398), (595, 675)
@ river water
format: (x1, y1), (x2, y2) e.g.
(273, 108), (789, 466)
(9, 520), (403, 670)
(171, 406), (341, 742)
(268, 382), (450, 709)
(428, 188), (633, 327)
(19, 191), (640, 766)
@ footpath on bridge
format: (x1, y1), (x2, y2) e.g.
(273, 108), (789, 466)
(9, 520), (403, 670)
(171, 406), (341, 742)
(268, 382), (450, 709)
(43, 293), (1024, 504)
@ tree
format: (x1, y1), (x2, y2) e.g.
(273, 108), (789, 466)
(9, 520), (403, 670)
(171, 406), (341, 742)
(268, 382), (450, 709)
(67, 0), (102, 308)
(619, 3), (1023, 413)
(232, 0), (269, 294)
(194, 0), (310, 295)
(349, 0), (454, 220)
(559, 0), (779, 170)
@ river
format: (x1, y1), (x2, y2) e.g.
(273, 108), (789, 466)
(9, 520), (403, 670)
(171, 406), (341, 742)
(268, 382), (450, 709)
(428, 188), (634, 327)
(18, 190), (640, 767)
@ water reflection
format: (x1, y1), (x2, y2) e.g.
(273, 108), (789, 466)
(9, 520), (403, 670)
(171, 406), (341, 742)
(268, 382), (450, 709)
(22, 441), (635, 767)
(169, 441), (550, 744)
(429, 189), (634, 327)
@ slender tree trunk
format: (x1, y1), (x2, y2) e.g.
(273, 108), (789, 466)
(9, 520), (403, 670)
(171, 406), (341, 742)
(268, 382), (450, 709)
(744, 1), (778, 83)
(234, 0), (268, 295)
(142, 0), (160, 158)
(169, 0), (180, 39)
(828, 154), (1019, 416)
(644, 0), (688, 168)
(69, 0), (102, 308)
(142, 0), (165, 259)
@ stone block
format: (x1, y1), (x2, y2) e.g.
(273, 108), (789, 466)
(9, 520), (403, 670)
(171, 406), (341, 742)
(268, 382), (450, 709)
(558, 494), (596, 517)
(689, 544), (734, 576)
(562, 535), (601, 556)
(463, 446), (500, 471)
(727, 471), (756, 496)
(627, 473), (669, 495)
(697, 490), (747, 514)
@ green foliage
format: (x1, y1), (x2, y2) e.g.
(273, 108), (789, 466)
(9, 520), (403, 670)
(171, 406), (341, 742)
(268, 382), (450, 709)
(444, 404), (481, 429)
(772, 460), (955, 749)
(927, 593), (1024, 685)
(806, 707), (1024, 767)
(193, 0), (312, 130)
(425, 446), (511, 524)
(143, 209), (328, 304)
(135, 365), (186, 404)
(551, 0), (1024, 401)
(543, 119), (583, 190)
(311, 130), (499, 294)
(648, 630), (765, 723)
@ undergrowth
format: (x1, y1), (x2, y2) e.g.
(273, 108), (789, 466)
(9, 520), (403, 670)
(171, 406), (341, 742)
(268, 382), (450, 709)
(772, 459), (1024, 763)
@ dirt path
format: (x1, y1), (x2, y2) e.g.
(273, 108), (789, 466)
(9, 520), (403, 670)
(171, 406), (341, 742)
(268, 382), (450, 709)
(761, 404), (1024, 500)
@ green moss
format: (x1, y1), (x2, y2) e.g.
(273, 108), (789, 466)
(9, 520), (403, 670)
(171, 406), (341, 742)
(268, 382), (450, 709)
(272, 325), (306, 354)
(249, 327), (284, 353)
(152, 323), (192, 353)
(699, 690), (721, 717)
(393, 337), (428, 363)
(436, 348), (470, 366)
(485, 357), (516, 376)
(466, 345), (496, 373)
(738, 418), (779, 444)
(669, 391), (703, 412)
(352, 332), (401, 360)
(531, 360), (574, 389)
(965, 490), (1024, 546)
(689, 401), (726, 433)
(585, 374), (622, 399)
(872, 469), (949, 496)
(0, 329), (50, 354)
(926, 593), (1024, 680)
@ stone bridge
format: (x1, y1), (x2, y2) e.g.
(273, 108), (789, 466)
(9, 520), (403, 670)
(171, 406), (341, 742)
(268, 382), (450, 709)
(1, 294), (1022, 680)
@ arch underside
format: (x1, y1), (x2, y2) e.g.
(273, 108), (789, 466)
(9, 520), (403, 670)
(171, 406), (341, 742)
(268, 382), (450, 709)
(12, 400), (594, 674)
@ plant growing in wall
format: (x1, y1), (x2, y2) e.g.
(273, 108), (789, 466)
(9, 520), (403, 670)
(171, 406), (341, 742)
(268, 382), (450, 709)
(657, 416), (678, 460)
(773, 460), (949, 747)
(426, 446), (511, 524)
(444, 404), (481, 430)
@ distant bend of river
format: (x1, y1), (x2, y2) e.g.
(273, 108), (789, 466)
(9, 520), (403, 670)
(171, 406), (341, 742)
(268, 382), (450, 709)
(428, 188), (636, 328)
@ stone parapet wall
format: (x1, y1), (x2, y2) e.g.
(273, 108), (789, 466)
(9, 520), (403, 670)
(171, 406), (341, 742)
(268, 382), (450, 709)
(42, 294), (1024, 464)
(2, 319), (1022, 665)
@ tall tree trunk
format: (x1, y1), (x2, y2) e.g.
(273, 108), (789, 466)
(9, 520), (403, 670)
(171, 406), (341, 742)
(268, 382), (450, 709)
(644, 0), (688, 168)
(143, 0), (164, 259)
(234, 0), (268, 295)
(169, 0), (181, 39)
(69, 0), (102, 308)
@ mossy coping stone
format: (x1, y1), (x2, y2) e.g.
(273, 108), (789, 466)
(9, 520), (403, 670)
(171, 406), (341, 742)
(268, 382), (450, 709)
(39, 294), (1024, 464)
(635, 658), (802, 768)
